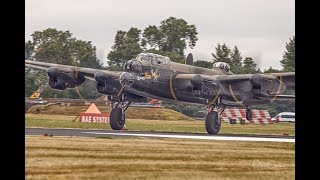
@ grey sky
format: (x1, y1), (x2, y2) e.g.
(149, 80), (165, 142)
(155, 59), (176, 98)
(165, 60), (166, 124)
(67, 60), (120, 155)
(25, 0), (294, 70)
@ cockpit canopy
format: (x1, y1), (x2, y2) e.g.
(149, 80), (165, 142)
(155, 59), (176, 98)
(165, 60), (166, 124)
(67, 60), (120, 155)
(136, 53), (171, 65)
(212, 62), (231, 72)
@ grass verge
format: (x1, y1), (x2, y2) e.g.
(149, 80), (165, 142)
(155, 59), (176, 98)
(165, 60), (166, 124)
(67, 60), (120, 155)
(28, 105), (194, 121)
(26, 136), (294, 180)
(26, 114), (295, 135)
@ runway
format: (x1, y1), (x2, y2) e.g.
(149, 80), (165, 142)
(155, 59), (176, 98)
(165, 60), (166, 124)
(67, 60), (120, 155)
(25, 127), (295, 143)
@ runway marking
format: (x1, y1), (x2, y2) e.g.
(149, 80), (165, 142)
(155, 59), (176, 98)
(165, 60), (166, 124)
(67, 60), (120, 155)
(82, 132), (294, 143)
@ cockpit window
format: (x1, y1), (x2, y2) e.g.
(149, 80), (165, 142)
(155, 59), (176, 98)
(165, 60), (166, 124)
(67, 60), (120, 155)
(213, 62), (230, 72)
(136, 53), (171, 65)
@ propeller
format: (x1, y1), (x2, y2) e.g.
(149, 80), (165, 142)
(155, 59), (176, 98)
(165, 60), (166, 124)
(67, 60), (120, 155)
(119, 72), (135, 87)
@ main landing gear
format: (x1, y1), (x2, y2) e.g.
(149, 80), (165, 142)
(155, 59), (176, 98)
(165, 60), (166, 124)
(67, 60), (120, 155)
(205, 100), (253, 134)
(205, 110), (221, 135)
(205, 98), (225, 135)
(109, 94), (131, 130)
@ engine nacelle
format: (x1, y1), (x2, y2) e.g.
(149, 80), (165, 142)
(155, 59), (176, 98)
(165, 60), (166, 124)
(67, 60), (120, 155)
(174, 74), (220, 99)
(48, 77), (67, 90)
(94, 71), (122, 95)
(47, 67), (85, 90)
(250, 74), (286, 96)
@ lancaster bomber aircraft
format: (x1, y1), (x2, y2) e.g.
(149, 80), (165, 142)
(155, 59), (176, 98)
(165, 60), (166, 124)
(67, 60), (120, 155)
(25, 53), (295, 134)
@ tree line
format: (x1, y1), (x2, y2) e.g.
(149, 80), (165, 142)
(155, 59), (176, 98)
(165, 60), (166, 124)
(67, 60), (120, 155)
(194, 44), (260, 74)
(107, 17), (198, 68)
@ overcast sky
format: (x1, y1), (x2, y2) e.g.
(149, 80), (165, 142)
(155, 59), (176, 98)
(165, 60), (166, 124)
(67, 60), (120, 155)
(25, 0), (294, 70)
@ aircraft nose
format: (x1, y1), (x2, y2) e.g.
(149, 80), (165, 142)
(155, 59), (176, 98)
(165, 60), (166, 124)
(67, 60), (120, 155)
(119, 72), (135, 87)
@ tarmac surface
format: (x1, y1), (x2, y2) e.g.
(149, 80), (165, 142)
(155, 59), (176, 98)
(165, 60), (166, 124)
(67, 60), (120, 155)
(26, 127), (295, 142)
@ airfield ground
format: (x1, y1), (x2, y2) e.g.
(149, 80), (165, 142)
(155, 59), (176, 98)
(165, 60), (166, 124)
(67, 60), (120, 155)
(28, 105), (194, 120)
(26, 114), (295, 136)
(26, 136), (294, 180)
(25, 105), (295, 179)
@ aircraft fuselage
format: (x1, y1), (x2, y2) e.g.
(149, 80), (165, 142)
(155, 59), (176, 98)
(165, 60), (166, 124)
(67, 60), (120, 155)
(120, 59), (269, 107)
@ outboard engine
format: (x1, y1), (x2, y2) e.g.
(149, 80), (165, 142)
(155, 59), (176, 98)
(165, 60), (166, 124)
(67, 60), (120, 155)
(47, 67), (85, 90)
(249, 74), (286, 96)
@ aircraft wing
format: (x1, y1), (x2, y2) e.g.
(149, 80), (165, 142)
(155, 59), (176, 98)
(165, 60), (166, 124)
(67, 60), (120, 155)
(176, 72), (294, 85)
(267, 72), (295, 89)
(201, 72), (295, 85)
(25, 60), (122, 81)
(175, 72), (295, 100)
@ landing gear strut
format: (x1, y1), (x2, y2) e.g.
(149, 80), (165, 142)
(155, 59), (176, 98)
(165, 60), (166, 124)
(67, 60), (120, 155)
(109, 94), (131, 130)
(205, 98), (224, 135)
(245, 108), (253, 121)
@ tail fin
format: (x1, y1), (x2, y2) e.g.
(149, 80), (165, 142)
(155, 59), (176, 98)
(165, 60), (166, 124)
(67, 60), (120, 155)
(186, 53), (193, 65)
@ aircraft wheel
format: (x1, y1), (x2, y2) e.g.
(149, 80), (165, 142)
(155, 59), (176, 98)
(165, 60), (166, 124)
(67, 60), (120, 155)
(110, 107), (125, 130)
(246, 109), (253, 120)
(205, 111), (221, 135)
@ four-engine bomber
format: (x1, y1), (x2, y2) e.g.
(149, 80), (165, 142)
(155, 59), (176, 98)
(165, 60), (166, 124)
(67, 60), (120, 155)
(25, 53), (295, 134)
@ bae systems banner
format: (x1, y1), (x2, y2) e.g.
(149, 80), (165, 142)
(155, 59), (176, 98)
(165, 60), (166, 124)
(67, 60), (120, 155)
(79, 113), (110, 123)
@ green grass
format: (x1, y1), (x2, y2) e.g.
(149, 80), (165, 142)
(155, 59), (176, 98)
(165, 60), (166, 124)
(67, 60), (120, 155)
(26, 114), (295, 135)
(26, 136), (295, 180)
(95, 136), (114, 139)
(28, 105), (194, 121)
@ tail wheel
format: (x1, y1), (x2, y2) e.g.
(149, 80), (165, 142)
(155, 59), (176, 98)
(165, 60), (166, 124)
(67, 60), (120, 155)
(110, 107), (125, 130)
(205, 111), (221, 135)
(246, 109), (253, 120)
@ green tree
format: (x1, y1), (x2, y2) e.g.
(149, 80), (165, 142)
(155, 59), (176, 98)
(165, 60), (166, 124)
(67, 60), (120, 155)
(107, 28), (143, 69)
(211, 43), (232, 64)
(263, 67), (282, 73)
(25, 41), (34, 59)
(242, 57), (257, 74)
(141, 25), (161, 49)
(25, 28), (102, 99)
(193, 60), (213, 68)
(25, 68), (44, 97)
(256, 68), (262, 73)
(280, 36), (295, 72)
(230, 46), (243, 74)
(142, 17), (198, 56)
(29, 28), (101, 68)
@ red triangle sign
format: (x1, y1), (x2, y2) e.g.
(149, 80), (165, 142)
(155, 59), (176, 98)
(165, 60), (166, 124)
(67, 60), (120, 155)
(84, 103), (101, 114)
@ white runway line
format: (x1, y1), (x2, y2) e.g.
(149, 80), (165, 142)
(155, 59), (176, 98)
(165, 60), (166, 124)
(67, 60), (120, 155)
(82, 132), (294, 143)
